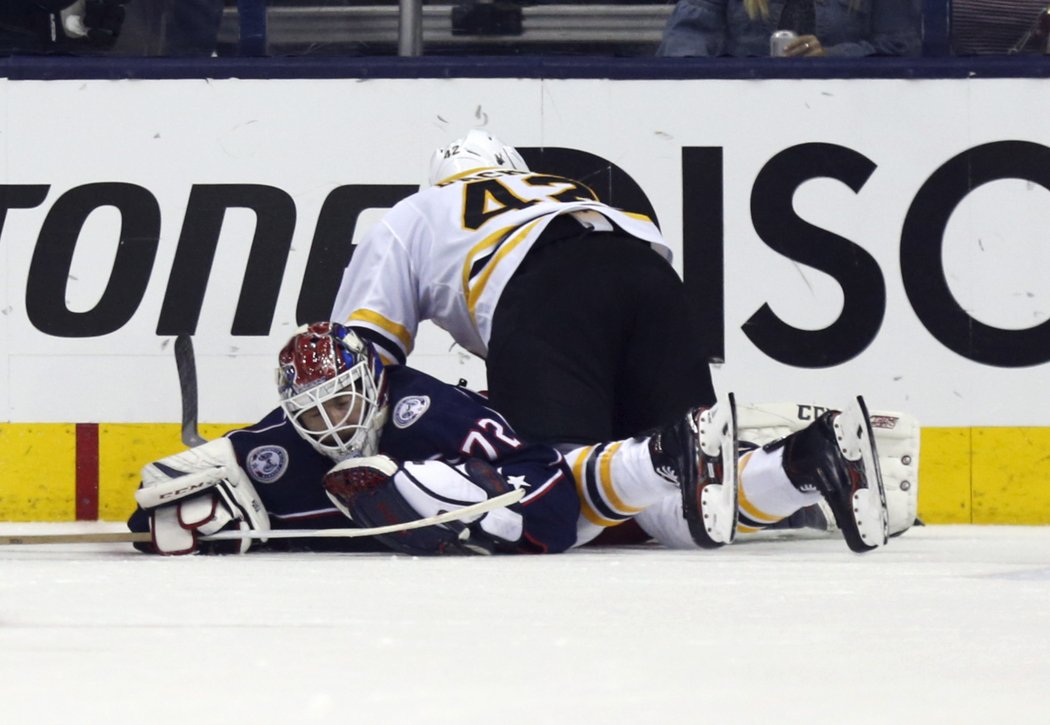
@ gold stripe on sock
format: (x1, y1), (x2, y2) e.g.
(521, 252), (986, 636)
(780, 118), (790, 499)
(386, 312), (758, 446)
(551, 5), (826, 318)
(737, 450), (785, 526)
(573, 445), (621, 527)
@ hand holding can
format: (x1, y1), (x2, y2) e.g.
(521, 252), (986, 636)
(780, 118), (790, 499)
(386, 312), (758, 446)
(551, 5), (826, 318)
(770, 30), (798, 57)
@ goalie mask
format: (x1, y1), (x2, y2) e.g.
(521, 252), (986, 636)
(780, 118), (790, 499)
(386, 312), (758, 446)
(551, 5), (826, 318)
(427, 129), (529, 186)
(276, 322), (389, 461)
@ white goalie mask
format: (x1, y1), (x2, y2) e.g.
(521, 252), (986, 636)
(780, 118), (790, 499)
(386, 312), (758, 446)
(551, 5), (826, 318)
(276, 322), (389, 461)
(427, 129), (529, 186)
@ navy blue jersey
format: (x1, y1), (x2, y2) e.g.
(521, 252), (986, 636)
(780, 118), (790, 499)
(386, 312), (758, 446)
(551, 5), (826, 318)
(131, 366), (579, 554)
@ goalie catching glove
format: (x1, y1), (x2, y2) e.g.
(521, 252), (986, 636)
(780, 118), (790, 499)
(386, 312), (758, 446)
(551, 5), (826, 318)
(323, 455), (524, 556)
(134, 438), (270, 555)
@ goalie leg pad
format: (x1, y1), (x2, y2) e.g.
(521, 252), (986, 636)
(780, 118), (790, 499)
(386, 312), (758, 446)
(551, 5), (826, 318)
(774, 397), (889, 553)
(737, 401), (920, 536)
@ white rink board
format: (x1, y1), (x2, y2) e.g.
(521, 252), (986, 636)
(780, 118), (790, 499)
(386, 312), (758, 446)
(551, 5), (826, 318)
(2, 77), (1050, 426)
(1, 525), (1049, 723)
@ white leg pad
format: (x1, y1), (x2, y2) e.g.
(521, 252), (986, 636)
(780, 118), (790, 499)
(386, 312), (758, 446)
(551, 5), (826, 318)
(736, 401), (919, 536)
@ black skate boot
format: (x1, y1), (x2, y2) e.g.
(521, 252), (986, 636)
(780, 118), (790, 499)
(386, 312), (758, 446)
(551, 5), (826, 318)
(767, 502), (835, 533)
(767, 396), (888, 553)
(649, 394), (739, 548)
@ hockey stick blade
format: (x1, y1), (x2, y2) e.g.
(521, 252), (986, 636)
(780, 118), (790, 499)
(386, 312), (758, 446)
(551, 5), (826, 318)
(174, 334), (206, 448)
(0, 488), (525, 546)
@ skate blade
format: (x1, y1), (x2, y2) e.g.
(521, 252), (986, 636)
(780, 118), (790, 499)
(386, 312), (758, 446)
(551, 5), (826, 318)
(835, 396), (889, 551)
(698, 393), (739, 545)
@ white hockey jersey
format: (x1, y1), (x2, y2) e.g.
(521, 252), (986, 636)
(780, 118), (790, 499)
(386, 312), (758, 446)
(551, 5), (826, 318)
(331, 168), (673, 363)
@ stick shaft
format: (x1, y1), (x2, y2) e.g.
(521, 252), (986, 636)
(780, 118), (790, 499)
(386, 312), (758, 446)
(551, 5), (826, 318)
(0, 532), (153, 545)
(174, 334), (206, 448)
(0, 488), (524, 546)
(209, 487), (524, 540)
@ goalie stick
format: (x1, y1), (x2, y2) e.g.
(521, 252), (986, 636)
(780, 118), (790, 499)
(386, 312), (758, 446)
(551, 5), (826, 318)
(0, 487), (525, 546)
(174, 334), (206, 448)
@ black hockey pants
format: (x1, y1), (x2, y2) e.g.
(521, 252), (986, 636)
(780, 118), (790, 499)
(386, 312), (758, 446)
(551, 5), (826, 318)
(487, 216), (716, 446)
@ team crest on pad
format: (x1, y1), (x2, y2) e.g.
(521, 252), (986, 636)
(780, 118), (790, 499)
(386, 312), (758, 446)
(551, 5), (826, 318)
(246, 445), (289, 483)
(393, 395), (431, 428)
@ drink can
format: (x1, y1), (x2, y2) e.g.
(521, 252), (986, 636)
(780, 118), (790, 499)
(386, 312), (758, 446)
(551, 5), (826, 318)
(770, 30), (798, 57)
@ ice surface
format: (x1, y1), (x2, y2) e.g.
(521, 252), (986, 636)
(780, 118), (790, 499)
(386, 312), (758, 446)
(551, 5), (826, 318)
(2, 524), (1049, 724)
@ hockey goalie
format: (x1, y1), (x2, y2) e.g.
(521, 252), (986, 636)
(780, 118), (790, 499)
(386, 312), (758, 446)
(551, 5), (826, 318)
(127, 323), (918, 557)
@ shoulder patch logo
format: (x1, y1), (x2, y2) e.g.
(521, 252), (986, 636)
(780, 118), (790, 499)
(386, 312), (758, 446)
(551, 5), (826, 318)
(393, 395), (431, 429)
(246, 445), (289, 484)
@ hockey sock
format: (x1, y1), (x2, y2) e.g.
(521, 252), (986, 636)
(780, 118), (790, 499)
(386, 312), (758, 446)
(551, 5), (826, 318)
(568, 438), (675, 545)
(737, 446), (822, 533)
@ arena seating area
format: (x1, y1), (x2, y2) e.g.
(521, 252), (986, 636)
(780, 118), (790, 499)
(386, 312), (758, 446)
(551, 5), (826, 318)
(217, 1), (675, 56)
(209, 0), (1047, 58)
(6, 1), (1049, 60)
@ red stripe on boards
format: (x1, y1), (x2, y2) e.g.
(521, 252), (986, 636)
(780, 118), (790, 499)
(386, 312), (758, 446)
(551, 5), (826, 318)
(75, 423), (100, 521)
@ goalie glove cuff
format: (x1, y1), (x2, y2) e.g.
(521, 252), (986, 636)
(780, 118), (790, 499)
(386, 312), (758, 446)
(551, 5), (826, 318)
(149, 490), (251, 556)
(477, 506), (524, 543)
(152, 505), (197, 555)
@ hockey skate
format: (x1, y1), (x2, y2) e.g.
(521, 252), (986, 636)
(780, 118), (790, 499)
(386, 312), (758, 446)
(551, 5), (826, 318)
(649, 393), (739, 548)
(771, 396), (888, 553)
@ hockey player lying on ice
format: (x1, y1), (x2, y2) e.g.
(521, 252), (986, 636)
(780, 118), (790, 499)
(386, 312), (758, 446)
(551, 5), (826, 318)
(128, 322), (902, 556)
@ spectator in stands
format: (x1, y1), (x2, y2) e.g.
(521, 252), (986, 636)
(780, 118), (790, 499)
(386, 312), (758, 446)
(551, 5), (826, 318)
(657, 0), (921, 58)
(110, 0), (222, 55)
(0, 0), (127, 53)
(0, 0), (221, 56)
(952, 0), (1050, 54)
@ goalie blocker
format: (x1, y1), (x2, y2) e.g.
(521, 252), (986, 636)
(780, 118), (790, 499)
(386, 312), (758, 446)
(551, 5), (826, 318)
(323, 455), (526, 556)
(737, 400), (920, 538)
